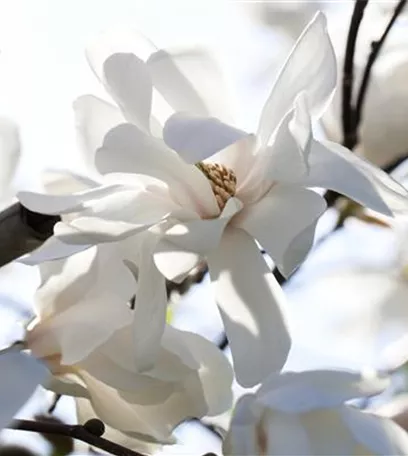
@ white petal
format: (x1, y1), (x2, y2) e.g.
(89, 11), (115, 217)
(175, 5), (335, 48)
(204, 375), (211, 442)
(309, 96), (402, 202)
(301, 139), (408, 216)
(257, 12), (336, 146)
(162, 113), (246, 163)
(257, 370), (389, 413)
(73, 95), (125, 169)
(77, 371), (176, 443)
(171, 329), (233, 416)
(0, 118), (20, 195)
(342, 406), (408, 455)
(56, 217), (155, 244)
(103, 53), (152, 131)
(207, 227), (291, 387)
(147, 48), (234, 123)
(132, 238), (167, 371)
(29, 245), (136, 364)
(18, 184), (122, 215)
(235, 185), (326, 277)
(153, 198), (242, 281)
(19, 235), (91, 265)
(0, 349), (48, 430)
(76, 396), (161, 454)
(95, 123), (219, 217)
(86, 27), (157, 77)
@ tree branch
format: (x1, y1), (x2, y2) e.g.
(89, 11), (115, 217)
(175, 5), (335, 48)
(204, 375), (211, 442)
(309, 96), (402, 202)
(9, 419), (145, 456)
(355, 0), (407, 132)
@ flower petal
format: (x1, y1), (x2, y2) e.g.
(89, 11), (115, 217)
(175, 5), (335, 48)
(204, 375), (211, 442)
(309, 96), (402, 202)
(301, 139), (408, 216)
(0, 349), (48, 430)
(0, 118), (20, 196)
(257, 370), (389, 413)
(341, 406), (408, 455)
(95, 123), (219, 217)
(73, 95), (125, 169)
(132, 237), (167, 372)
(19, 236), (91, 266)
(171, 329), (233, 416)
(103, 53), (153, 131)
(18, 184), (123, 215)
(235, 185), (326, 277)
(147, 48), (233, 123)
(207, 226), (291, 387)
(163, 113), (247, 163)
(29, 245), (136, 365)
(257, 12), (336, 146)
(153, 198), (242, 281)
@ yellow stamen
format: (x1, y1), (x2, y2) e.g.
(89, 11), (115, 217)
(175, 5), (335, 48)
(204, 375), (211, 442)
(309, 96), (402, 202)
(196, 162), (237, 211)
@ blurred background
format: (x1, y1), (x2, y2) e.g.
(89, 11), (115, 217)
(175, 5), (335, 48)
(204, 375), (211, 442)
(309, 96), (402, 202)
(1, 1), (408, 454)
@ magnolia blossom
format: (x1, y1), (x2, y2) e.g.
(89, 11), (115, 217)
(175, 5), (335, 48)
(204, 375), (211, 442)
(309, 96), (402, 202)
(224, 369), (408, 455)
(18, 12), (408, 387)
(24, 244), (233, 445)
(323, 7), (408, 168)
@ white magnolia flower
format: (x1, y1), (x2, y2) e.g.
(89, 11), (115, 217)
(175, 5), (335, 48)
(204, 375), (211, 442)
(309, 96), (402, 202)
(224, 369), (408, 455)
(323, 7), (408, 168)
(25, 244), (233, 445)
(19, 12), (408, 387)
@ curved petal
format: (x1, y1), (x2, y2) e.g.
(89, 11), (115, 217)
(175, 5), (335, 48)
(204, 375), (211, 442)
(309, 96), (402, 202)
(234, 185), (326, 277)
(171, 329), (234, 416)
(257, 12), (336, 147)
(19, 236), (91, 266)
(18, 184), (123, 215)
(73, 95), (125, 168)
(132, 237), (167, 372)
(342, 406), (408, 455)
(163, 113), (247, 163)
(153, 197), (242, 281)
(0, 118), (20, 195)
(76, 371), (177, 444)
(103, 53), (152, 131)
(95, 123), (219, 217)
(239, 97), (312, 203)
(29, 246), (136, 365)
(76, 396), (161, 454)
(0, 349), (48, 430)
(147, 48), (234, 123)
(207, 226), (291, 387)
(55, 217), (154, 244)
(257, 370), (389, 413)
(301, 139), (408, 216)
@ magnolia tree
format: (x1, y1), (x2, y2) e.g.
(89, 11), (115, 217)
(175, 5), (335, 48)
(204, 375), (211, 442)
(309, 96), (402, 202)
(1, 1), (408, 455)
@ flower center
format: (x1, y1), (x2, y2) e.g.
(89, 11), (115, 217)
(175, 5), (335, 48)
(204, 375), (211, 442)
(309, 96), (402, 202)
(196, 162), (237, 211)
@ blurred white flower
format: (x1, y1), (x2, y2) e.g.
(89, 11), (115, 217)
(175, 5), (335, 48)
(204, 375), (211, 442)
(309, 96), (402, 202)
(323, 7), (408, 168)
(224, 369), (408, 456)
(24, 245), (233, 445)
(0, 117), (20, 200)
(18, 12), (408, 387)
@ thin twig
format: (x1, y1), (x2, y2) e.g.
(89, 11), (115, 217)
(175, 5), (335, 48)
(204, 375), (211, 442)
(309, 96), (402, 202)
(342, 0), (369, 150)
(355, 0), (407, 131)
(9, 419), (145, 456)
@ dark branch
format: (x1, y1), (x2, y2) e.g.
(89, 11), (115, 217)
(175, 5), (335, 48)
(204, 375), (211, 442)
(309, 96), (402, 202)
(9, 419), (145, 456)
(355, 0), (407, 131)
(342, 0), (369, 150)
(0, 203), (58, 267)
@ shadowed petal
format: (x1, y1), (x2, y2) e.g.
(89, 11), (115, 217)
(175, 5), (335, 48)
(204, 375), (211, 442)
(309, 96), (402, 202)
(208, 227), (291, 387)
